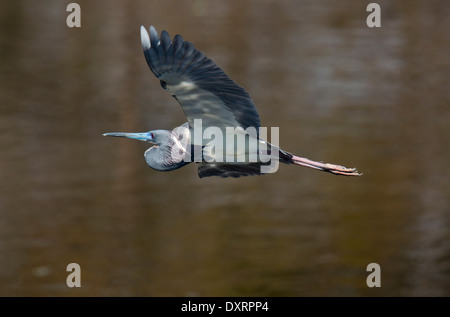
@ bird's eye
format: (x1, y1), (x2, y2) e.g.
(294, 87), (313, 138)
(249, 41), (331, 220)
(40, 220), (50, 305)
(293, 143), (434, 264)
(150, 133), (155, 139)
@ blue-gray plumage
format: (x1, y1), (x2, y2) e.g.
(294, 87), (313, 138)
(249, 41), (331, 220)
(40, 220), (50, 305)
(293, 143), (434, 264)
(103, 26), (360, 178)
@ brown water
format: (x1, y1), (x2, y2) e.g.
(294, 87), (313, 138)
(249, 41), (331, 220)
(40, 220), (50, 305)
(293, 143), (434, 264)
(0, 0), (449, 296)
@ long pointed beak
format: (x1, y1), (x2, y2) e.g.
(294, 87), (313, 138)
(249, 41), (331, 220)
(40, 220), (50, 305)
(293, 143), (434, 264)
(103, 132), (153, 142)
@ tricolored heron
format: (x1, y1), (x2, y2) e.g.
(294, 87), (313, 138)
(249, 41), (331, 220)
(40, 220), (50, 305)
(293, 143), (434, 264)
(104, 26), (360, 178)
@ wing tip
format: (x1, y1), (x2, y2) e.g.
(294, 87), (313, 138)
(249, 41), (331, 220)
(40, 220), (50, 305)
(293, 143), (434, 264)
(149, 25), (160, 45)
(140, 25), (151, 50)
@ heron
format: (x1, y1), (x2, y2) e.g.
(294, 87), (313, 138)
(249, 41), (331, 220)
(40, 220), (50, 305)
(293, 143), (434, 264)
(103, 26), (360, 178)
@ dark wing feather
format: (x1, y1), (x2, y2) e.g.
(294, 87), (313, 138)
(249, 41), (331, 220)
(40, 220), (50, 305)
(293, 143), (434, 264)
(140, 26), (261, 131)
(197, 162), (267, 178)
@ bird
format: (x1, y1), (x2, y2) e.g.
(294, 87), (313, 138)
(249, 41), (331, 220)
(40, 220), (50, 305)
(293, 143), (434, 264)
(103, 25), (361, 178)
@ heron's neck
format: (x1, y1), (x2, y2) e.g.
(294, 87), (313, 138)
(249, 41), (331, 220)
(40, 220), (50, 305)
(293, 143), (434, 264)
(144, 130), (191, 171)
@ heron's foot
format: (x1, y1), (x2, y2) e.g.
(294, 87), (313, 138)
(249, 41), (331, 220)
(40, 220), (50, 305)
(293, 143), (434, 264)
(322, 163), (361, 176)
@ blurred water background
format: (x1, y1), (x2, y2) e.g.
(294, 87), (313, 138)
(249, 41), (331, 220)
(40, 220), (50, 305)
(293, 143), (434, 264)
(0, 0), (449, 296)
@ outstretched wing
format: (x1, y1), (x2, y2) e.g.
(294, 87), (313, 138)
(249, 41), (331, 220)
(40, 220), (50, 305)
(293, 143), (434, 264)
(140, 26), (261, 130)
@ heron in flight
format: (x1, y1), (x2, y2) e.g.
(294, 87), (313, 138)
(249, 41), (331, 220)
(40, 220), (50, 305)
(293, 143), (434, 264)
(104, 26), (360, 178)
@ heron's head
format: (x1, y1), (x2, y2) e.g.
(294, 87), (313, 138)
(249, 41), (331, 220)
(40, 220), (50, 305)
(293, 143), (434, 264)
(103, 130), (164, 144)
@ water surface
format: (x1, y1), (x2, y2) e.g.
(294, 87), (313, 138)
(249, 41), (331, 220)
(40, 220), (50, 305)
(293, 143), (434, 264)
(0, 0), (449, 296)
